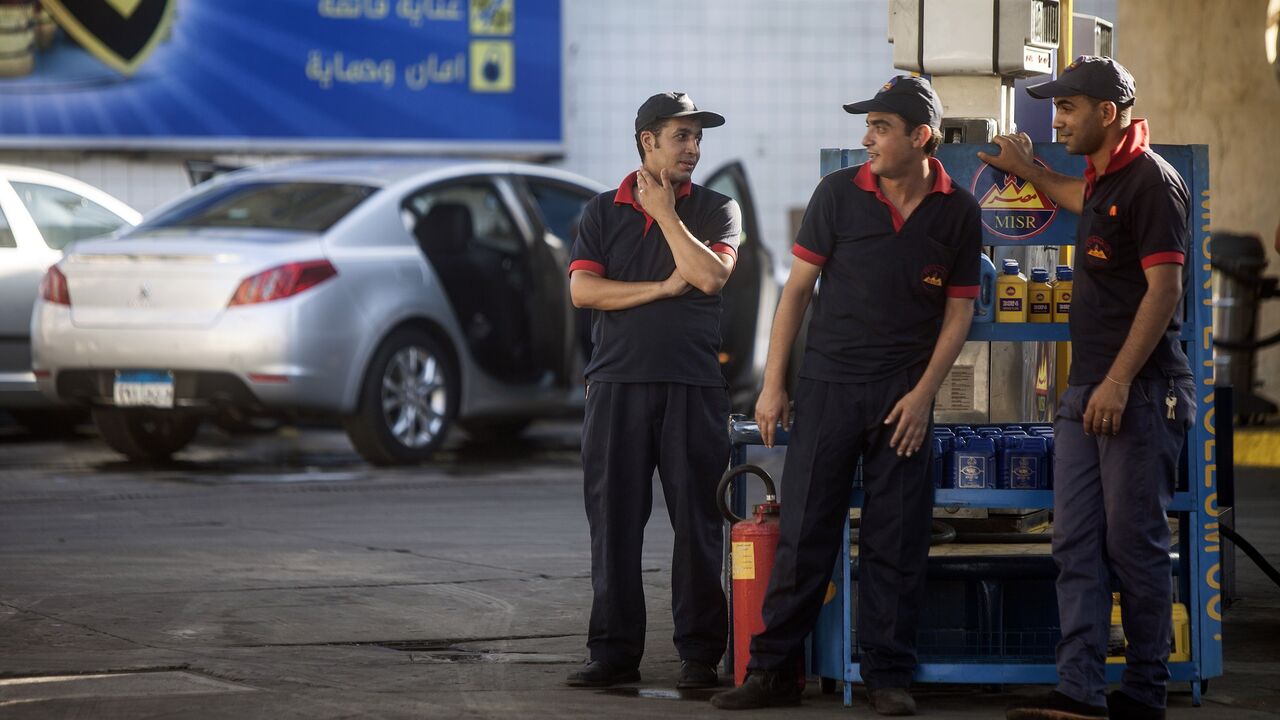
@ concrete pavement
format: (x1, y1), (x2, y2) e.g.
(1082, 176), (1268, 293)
(0, 419), (1277, 718)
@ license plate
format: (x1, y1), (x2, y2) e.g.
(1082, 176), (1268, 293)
(113, 370), (175, 408)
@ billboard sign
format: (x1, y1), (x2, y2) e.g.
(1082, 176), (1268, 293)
(0, 0), (562, 153)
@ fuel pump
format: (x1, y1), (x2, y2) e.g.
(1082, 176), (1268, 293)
(888, 0), (1063, 425)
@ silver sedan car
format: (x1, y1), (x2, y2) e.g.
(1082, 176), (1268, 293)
(32, 158), (775, 465)
(1, 165), (140, 432)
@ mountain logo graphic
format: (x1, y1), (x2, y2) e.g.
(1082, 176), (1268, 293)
(971, 158), (1060, 241)
(1086, 235), (1112, 264)
(977, 176), (1054, 210)
(921, 264), (946, 289)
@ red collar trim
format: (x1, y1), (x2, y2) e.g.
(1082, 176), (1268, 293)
(614, 171), (693, 235)
(852, 157), (954, 195)
(852, 157), (954, 232)
(1084, 119), (1150, 196)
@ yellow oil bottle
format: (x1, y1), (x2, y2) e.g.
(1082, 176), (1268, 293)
(1028, 267), (1053, 323)
(1053, 265), (1073, 323)
(996, 259), (1028, 323)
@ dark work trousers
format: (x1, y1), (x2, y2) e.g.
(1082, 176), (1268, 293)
(748, 367), (934, 690)
(1052, 376), (1195, 709)
(581, 381), (730, 670)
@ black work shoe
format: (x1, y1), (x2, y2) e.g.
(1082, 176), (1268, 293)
(676, 659), (719, 689)
(565, 660), (640, 687)
(1006, 690), (1108, 719)
(868, 686), (917, 716)
(709, 670), (802, 710)
(1107, 690), (1166, 720)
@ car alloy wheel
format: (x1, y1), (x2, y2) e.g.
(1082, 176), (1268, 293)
(381, 345), (448, 449)
(344, 328), (457, 466)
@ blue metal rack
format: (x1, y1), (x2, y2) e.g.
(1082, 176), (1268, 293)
(726, 142), (1220, 707)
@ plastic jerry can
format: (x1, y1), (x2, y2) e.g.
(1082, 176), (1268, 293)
(932, 436), (953, 488)
(1028, 267), (1053, 323)
(954, 436), (996, 489)
(1002, 435), (1048, 489)
(997, 259), (1028, 322)
(973, 253), (998, 323)
(1053, 265), (1073, 323)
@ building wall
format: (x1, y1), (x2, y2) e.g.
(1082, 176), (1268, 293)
(1119, 0), (1280, 398)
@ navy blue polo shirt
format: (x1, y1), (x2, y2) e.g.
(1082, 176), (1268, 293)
(792, 157), (982, 383)
(569, 172), (741, 386)
(1070, 119), (1192, 385)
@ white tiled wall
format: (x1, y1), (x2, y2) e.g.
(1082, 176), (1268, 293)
(558, 0), (896, 262)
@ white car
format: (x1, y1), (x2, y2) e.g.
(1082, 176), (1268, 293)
(0, 165), (140, 432)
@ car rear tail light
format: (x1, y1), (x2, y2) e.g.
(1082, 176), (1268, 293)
(40, 266), (71, 305)
(228, 260), (337, 307)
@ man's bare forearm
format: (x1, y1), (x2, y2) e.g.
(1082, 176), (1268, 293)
(915, 297), (974, 396)
(654, 214), (733, 295)
(570, 271), (679, 311)
(978, 134), (1086, 215)
(761, 261), (822, 390)
(1105, 268), (1183, 384)
(1020, 166), (1086, 215)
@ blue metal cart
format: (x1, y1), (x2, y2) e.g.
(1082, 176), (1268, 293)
(727, 142), (1220, 707)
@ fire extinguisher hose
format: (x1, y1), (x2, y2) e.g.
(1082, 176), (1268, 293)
(717, 464), (777, 523)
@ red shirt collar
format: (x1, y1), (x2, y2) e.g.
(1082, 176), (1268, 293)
(1084, 119), (1150, 196)
(853, 156), (955, 195)
(614, 171), (693, 235)
(614, 171), (693, 208)
(853, 157), (954, 232)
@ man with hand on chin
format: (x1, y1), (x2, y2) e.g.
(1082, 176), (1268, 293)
(985, 57), (1195, 720)
(712, 76), (980, 715)
(565, 92), (741, 691)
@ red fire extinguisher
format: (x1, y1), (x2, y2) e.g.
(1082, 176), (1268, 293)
(717, 463), (780, 687)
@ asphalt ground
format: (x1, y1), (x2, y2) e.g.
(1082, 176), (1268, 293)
(0, 417), (1277, 718)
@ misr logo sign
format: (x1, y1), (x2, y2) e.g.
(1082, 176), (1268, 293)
(971, 158), (1059, 241)
(41, 0), (176, 75)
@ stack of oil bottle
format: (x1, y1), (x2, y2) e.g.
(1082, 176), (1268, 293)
(950, 254), (1074, 489)
(974, 254), (1072, 323)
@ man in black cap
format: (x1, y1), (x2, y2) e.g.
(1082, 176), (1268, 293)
(982, 57), (1194, 720)
(712, 76), (981, 715)
(565, 92), (741, 690)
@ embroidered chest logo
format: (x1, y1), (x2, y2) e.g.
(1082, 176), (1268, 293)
(1085, 235), (1112, 264)
(921, 264), (947, 290)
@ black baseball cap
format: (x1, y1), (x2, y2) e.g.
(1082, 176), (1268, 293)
(843, 75), (943, 129)
(1026, 55), (1136, 105)
(634, 92), (725, 132)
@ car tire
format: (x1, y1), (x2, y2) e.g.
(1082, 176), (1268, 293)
(344, 329), (457, 466)
(91, 409), (201, 462)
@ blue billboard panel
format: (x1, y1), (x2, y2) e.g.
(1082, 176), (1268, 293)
(0, 0), (561, 153)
